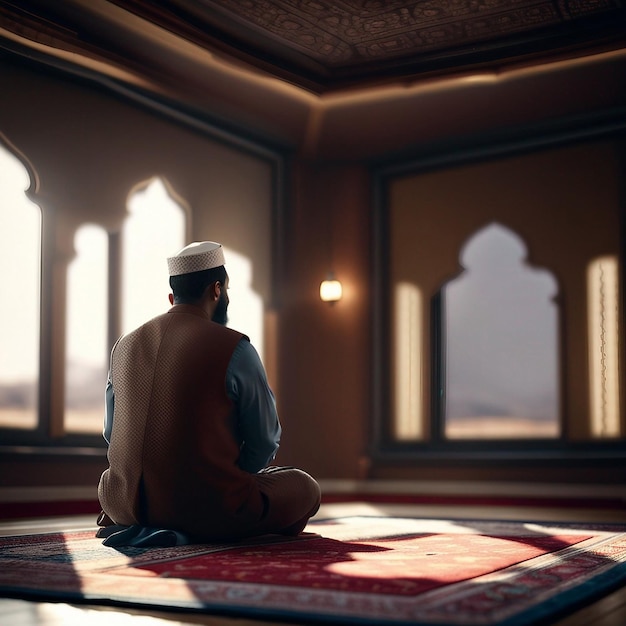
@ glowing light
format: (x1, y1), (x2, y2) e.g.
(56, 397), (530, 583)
(223, 245), (264, 359)
(64, 224), (108, 433)
(393, 282), (423, 440)
(0, 143), (39, 430)
(588, 256), (620, 438)
(320, 277), (343, 303)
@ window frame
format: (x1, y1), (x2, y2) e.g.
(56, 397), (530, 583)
(0, 55), (288, 453)
(0, 218), (119, 449)
(371, 115), (626, 463)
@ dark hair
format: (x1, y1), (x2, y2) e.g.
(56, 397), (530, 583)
(169, 265), (227, 304)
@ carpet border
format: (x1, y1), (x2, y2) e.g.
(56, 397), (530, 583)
(497, 559), (626, 626)
(2, 517), (626, 626)
(0, 587), (454, 626)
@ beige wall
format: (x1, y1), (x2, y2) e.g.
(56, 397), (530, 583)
(275, 162), (371, 478)
(0, 61), (273, 297)
(1, 55), (625, 489)
(0, 59), (275, 475)
(388, 141), (622, 442)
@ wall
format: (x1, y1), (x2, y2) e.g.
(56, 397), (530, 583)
(0, 60), (274, 294)
(275, 162), (371, 478)
(1, 52), (625, 492)
(361, 138), (626, 484)
(388, 141), (622, 441)
(0, 57), (276, 486)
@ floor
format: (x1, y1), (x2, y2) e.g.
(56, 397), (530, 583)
(2, 501), (626, 626)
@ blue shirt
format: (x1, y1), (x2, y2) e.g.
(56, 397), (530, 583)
(104, 338), (281, 473)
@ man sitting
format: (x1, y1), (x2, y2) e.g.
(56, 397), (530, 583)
(97, 241), (320, 545)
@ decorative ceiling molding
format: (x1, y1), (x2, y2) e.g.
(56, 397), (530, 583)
(109, 0), (626, 91)
(1, 0), (625, 157)
(1, 0), (625, 95)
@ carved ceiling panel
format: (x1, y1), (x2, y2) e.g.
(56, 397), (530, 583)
(195, 0), (618, 66)
(143, 0), (626, 89)
(1, 0), (625, 93)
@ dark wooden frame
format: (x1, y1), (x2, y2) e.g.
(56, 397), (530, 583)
(371, 108), (626, 466)
(0, 42), (290, 452)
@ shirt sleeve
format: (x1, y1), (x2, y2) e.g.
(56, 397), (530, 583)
(103, 337), (123, 446)
(226, 338), (281, 473)
(103, 369), (114, 445)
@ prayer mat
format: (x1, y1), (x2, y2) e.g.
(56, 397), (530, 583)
(1, 515), (626, 625)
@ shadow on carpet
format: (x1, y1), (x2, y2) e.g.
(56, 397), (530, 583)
(1, 515), (626, 625)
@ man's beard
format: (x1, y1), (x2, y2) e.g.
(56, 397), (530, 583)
(211, 290), (229, 325)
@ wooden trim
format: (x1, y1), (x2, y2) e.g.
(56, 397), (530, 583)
(371, 114), (626, 461)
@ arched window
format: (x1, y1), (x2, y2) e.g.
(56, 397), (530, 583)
(122, 178), (186, 334)
(441, 223), (560, 439)
(0, 143), (40, 430)
(64, 224), (108, 434)
(223, 246), (264, 359)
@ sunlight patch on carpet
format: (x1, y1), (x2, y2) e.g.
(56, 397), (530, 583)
(1, 515), (625, 625)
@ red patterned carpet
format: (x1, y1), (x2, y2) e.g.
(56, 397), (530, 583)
(1, 515), (626, 625)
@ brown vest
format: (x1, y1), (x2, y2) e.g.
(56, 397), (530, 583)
(98, 305), (264, 539)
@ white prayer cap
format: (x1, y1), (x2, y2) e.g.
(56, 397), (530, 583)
(167, 241), (225, 276)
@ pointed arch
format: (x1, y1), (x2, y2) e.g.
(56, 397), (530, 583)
(441, 222), (560, 439)
(121, 177), (187, 334)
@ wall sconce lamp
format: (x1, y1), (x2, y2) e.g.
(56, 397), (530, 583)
(320, 273), (343, 303)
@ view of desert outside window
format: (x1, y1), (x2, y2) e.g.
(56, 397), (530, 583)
(1, 147), (265, 435)
(1, 141), (617, 440)
(443, 223), (560, 439)
(66, 179), (264, 434)
(64, 224), (109, 434)
(65, 179), (187, 433)
(0, 144), (40, 430)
